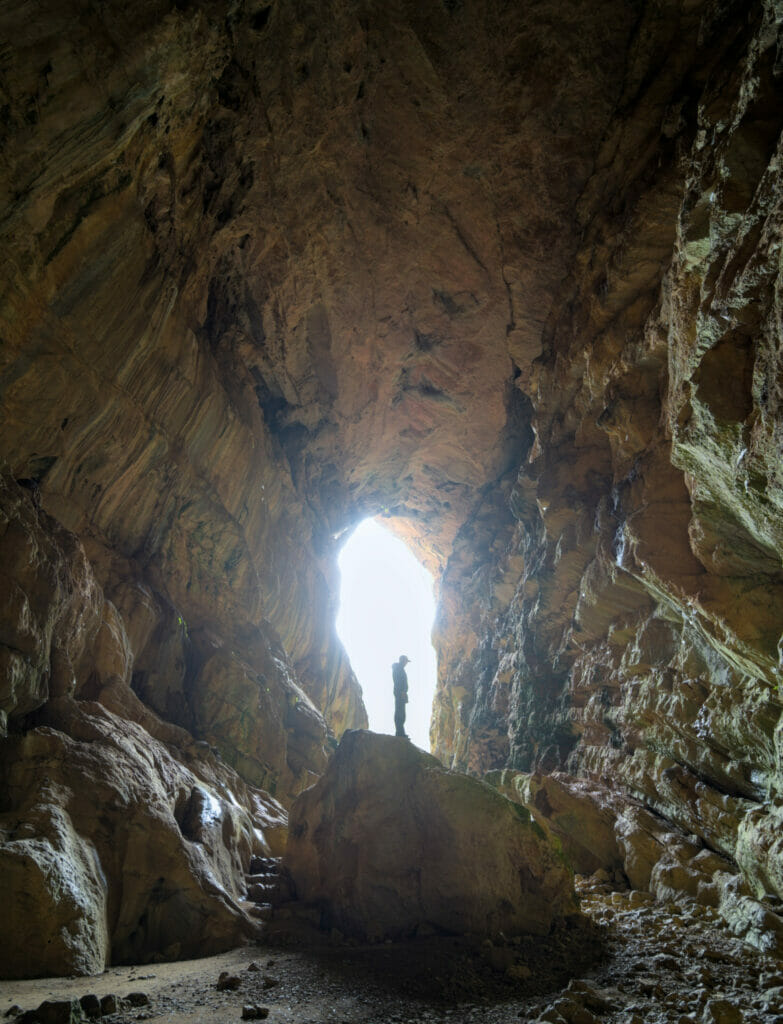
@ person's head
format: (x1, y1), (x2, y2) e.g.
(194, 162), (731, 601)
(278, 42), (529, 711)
(399, 655), (410, 666)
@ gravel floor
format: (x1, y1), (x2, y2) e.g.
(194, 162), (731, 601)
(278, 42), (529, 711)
(3, 882), (780, 1023)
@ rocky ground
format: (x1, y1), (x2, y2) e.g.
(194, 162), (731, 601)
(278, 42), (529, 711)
(2, 877), (780, 1024)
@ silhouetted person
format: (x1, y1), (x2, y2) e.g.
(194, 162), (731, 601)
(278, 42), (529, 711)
(392, 655), (410, 738)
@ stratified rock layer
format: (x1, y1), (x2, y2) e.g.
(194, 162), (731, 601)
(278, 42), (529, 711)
(283, 730), (577, 941)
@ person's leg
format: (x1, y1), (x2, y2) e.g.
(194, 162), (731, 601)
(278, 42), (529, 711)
(394, 698), (406, 737)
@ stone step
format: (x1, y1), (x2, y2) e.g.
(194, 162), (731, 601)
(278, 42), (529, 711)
(247, 878), (294, 902)
(248, 903), (274, 921)
(247, 882), (277, 901)
(249, 855), (279, 874)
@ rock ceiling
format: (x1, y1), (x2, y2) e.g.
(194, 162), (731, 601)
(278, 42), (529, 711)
(2, 0), (783, 977)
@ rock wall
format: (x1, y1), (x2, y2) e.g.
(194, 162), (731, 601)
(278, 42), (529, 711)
(432, 0), (783, 930)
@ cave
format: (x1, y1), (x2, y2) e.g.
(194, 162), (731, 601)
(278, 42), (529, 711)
(1, 0), (782, 1020)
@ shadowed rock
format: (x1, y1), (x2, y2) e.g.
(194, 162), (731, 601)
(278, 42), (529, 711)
(283, 731), (578, 941)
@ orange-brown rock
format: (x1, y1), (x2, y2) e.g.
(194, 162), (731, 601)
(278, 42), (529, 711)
(283, 730), (578, 941)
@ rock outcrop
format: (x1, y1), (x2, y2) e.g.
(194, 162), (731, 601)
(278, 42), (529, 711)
(283, 731), (577, 941)
(0, 690), (289, 976)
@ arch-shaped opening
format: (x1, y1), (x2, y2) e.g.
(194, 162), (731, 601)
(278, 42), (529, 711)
(336, 518), (437, 751)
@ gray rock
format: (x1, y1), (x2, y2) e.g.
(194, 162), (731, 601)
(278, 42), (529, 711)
(98, 995), (117, 1015)
(78, 995), (100, 1020)
(18, 1000), (85, 1024)
(241, 1007), (270, 1020)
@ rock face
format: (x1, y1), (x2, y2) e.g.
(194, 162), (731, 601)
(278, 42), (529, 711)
(0, 689), (289, 976)
(1, 0), (783, 979)
(283, 731), (577, 940)
(427, 0), (783, 933)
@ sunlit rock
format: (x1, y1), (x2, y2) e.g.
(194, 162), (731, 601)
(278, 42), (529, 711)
(486, 770), (625, 875)
(284, 730), (578, 941)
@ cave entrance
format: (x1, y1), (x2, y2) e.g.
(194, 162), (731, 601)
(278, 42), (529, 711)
(336, 518), (437, 751)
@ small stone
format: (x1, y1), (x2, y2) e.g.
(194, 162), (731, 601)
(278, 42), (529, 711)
(79, 994), (101, 1019)
(217, 971), (242, 991)
(759, 985), (783, 1007)
(565, 980), (616, 1012)
(551, 998), (597, 1024)
(702, 999), (743, 1024)
(241, 1006), (270, 1020)
(246, 962), (261, 972)
(507, 963), (532, 981)
(125, 993), (150, 1007)
(17, 1000), (83, 1024)
(262, 976), (279, 989)
(99, 995), (118, 1015)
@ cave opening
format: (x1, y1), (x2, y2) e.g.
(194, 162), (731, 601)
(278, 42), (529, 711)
(336, 518), (437, 751)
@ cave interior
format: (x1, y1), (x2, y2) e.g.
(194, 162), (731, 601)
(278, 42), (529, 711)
(1, 0), (783, 1006)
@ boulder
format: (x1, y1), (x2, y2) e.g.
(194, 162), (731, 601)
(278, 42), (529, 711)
(0, 696), (288, 976)
(283, 731), (578, 941)
(0, 803), (109, 978)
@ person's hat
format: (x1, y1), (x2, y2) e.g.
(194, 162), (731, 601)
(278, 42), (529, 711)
(399, 655), (410, 664)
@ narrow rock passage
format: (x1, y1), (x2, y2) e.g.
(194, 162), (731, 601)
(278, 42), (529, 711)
(3, 880), (779, 1024)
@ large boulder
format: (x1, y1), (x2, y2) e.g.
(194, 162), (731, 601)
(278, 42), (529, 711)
(0, 803), (109, 978)
(0, 696), (288, 977)
(283, 731), (578, 941)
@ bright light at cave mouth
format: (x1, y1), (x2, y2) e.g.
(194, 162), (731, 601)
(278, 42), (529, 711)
(336, 518), (437, 752)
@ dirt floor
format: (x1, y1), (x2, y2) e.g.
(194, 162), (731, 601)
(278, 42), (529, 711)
(2, 881), (780, 1023)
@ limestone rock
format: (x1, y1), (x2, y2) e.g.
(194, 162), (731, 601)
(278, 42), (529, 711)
(486, 770), (624, 875)
(0, 803), (109, 978)
(0, 696), (287, 976)
(284, 731), (578, 941)
(0, 475), (102, 731)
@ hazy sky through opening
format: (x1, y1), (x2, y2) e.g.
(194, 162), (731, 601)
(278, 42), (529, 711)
(336, 518), (437, 751)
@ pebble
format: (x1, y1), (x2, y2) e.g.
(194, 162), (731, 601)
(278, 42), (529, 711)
(78, 994), (101, 1019)
(125, 993), (150, 1007)
(702, 999), (743, 1024)
(217, 972), (242, 991)
(16, 1000), (82, 1024)
(241, 1006), (270, 1020)
(99, 995), (118, 1015)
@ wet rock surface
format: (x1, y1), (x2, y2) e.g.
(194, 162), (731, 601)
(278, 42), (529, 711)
(2, 883), (778, 1023)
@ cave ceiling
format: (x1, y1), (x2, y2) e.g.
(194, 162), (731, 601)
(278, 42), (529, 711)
(1, 0), (706, 571)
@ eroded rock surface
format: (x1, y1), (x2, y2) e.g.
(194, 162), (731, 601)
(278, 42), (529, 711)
(283, 730), (577, 941)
